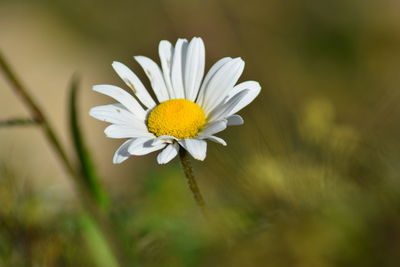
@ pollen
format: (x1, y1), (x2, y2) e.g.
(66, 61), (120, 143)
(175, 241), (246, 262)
(147, 99), (206, 139)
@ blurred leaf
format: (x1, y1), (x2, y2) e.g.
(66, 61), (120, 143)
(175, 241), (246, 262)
(80, 213), (119, 267)
(68, 75), (109, 207)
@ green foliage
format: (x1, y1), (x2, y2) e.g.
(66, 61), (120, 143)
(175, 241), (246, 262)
(68, 75), (109, 208)
(80, 214), (119, 267)
(1, 0), (400, 266)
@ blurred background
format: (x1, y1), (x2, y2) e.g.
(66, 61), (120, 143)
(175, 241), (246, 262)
(1, 0), (400, 266)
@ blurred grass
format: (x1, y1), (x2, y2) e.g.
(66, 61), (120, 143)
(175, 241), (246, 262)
(1, 0), (400, 266)
(68, 75), (109, 207)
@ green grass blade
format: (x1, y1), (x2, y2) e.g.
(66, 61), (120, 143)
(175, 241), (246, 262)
(80, 213), (119, 267)
(68, 75), (109, 207)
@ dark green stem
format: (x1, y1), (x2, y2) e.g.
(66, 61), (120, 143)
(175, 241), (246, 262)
(0, 118), (39, 127)
(0, 52), (76, 176)
(0, 51), (125, 266)
(179, 149), (207, 215)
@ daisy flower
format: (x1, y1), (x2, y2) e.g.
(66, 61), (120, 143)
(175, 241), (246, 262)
(90, 37), (261, 164)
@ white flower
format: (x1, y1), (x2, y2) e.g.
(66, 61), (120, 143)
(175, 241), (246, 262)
(90, 37), (261, 164)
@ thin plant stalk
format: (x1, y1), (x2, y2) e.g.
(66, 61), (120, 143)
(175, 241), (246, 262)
(0, 52), (76, 176)
(178, 149), (208, 216)
(0, 52), (125, 266)
(68, 75), (109, 208)
(0, 118), (39, 127)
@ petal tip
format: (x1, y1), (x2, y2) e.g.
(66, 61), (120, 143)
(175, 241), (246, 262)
(111, 61), (124, 69)
(104, 125), (114, 137)
(112, 155), (126, 164)
(157, 159), (168, 165)
(196, 155), (206, 161)
(88, 107), (96, 117)
(159, 40), (172, 46)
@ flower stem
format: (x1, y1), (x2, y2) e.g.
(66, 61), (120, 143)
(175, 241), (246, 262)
(0, 118), (39, 127)
(178, 149), (207, 216)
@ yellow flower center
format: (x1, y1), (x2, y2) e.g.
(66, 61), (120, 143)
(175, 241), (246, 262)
(147, 99), (206, 139)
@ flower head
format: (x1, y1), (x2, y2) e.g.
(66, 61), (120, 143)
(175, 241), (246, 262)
(90, 37), (261, 164)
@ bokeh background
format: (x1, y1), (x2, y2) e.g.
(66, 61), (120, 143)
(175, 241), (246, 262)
(1, 0), (400, 266)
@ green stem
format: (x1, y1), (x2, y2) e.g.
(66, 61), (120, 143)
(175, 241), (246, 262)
(0, 52), (125, 266)
(0, 118), (39, 127)
(179, 149), (207, 216)
(0, 52), (76, 176)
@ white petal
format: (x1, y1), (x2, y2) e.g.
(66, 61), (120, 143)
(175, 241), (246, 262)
(171, 39), (188, 99)
(179, 139), (207, 161)
(200, 120), (227, 136)
(184, 37), (205, 101)
(112, 61), (156, 109)
(200, 57), (245, 114)
(93, 85), (146, 119)
(104, 124), (152, 139)
(227, 115), (244, 126)
(127, 137), (154, 153)
(207, 90), (249, 122)
(89, 104), (141, 126)
(201, 135), (227, 146)
(134, 56), (170, 102)
(158, 40), (175, 98)
(157, 143), (179, 164)
(128, 138), (166, 156)
(196, 57), (232, 105)
(152, 135), (178, 146)
(226, 81), (261, 116)
(113, 139), (134, 164)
